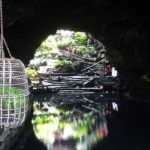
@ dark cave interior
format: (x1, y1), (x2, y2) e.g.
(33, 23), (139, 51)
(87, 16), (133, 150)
(2, 0), (150, 101)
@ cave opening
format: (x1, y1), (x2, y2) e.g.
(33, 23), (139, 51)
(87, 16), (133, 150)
(26, 29), (114, 78)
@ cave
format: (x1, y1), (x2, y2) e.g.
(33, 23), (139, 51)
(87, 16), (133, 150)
(3, 0), (150, 101)
(1, 0), (150, 150)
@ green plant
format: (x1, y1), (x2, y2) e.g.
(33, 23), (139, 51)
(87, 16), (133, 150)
(74, 32), (87, 45)
(75, 46), (92, 58)
(40, 40), (52, 50)
(0, 86), (25, 110)
(57, 38), (75, 50)
(35, 47), (52, 58)
(0, 86), (22, 95)
(25, 68), (37, 78)
(54, 60), (74, 72)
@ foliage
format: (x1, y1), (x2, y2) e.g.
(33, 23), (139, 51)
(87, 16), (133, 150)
(25, 68), (37, 78)
(57, 38), (75, 50)
(75, 46), (92, 58)
(40, 39), (52, 50)
(0, 86), (25, 109)
(74, 32), (87, 45)
(54, 60), (74, 72)
(55, 60), (72, 68)
(35, 48), (52, 58)
(34, 36), (58, 58)
(0, 86), (22, 95)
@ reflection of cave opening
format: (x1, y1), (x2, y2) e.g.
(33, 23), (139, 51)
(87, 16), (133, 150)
(31, 93), (118, 150)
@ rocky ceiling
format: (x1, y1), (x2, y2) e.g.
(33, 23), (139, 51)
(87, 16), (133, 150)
(3, 0), (150, 100)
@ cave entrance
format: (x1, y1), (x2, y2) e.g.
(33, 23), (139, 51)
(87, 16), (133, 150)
(26, 29), (117, 82)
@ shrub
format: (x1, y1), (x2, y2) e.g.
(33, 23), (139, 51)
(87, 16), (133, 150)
(74, 32), (87, 45)
(57, 38), (75, 50)
(25, 68), (38, 78)
(0, 86), (24, 110)
(54, 60), (74, 72)
(75, 46), (92, 58)
(55, 60), (72, 68)
(35, 48), (52, 58)
(0, 86), (22, 95)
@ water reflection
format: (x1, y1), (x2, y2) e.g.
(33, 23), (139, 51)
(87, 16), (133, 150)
(32, 94), (118, 150)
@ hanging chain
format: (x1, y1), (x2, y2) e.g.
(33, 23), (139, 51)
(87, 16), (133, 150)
(0, 0), (13, 58)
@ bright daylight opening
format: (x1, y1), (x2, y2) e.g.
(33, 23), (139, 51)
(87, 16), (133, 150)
(26, 29), (117, 82)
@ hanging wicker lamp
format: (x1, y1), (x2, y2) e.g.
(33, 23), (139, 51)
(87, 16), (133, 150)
(0, 0), (29, 128)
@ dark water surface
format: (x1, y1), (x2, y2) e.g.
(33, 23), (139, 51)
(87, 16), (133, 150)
(15, 93), (150, 150)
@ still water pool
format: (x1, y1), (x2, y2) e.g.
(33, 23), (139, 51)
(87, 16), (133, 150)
(13, 93), (150, 150)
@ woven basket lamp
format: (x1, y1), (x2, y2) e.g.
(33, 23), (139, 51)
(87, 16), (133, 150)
(0, 0), (29, 128)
